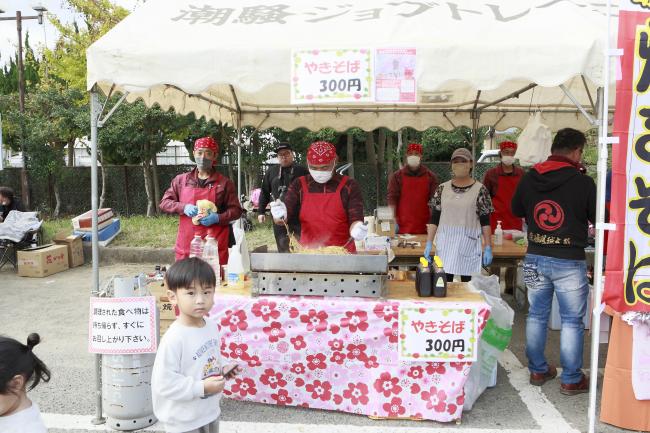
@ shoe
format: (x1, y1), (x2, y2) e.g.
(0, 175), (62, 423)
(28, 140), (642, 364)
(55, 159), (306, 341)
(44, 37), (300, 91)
(560, 374), (589, 396)
(529, 365), (557, 386)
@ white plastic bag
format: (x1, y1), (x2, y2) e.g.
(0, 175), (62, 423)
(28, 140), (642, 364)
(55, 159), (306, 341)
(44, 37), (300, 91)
(228, 222), (250, 275)
(464, 275), (515, 410)
(515, 112), (552, 167)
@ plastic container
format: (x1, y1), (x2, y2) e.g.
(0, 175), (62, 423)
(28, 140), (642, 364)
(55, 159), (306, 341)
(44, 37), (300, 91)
(432, 256), (447, 298)
(494, 221), (503, 246)
(415, 257), (433, 297)
(202, 236), (221, 286)
(189, 234), (205, 258)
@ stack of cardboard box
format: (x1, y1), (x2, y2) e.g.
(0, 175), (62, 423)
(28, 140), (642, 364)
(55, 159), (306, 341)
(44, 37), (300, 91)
(147, 278), (176, 336)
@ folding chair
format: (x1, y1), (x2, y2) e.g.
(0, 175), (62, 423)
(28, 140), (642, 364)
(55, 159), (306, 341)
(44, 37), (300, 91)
(0, 226), (43, 271)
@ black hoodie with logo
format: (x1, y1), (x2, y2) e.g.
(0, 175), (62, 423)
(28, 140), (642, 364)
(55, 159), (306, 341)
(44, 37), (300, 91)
(511, 156), (596, 260)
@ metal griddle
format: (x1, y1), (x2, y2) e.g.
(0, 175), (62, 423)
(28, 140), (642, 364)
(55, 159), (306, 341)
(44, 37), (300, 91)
(250, 252), (388, 298)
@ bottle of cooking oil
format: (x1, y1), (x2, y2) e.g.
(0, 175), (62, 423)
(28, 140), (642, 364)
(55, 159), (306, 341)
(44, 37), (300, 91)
(415, 257), (433, 297)
(432, 256), (447, 298)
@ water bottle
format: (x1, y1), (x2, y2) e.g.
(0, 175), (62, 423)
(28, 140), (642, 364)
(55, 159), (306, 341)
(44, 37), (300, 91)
(189, 235), (205, 258)
(494, 220), (503, 246)
(202, 236), (221, 286)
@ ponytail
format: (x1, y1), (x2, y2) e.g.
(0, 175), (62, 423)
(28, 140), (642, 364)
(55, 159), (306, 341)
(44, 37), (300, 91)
(0, 333), (51, 394)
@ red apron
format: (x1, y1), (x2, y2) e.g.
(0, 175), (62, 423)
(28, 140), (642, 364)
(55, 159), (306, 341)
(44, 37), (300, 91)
(490, 174), (523, 231)
(176, 178), (230, 267)
(298, 176), (356, 253)
(396, 172), (431, 234)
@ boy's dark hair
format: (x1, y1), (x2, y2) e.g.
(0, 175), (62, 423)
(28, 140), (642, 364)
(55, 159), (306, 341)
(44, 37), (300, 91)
(165, 257), (216, 291)
(0, 333), (51, 394)
(551, 128), (587, 155)
(0, 186), (15, 201)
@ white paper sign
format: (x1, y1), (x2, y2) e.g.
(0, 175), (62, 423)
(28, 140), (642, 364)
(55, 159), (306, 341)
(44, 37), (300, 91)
(375, 48), (417, 103)
(291, 48), (373, 104)
(398, 305), (478, 362)
(89, 296), (157, 354)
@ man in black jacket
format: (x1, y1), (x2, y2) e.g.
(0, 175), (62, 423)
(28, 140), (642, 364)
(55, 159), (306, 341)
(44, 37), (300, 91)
(257, 143), (308, 252)
(511, 128), (596, 396)
(0, 186), (25, 222)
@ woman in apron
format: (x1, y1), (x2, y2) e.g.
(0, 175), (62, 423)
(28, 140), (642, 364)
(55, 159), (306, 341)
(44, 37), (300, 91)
(424, 148), (494, 282)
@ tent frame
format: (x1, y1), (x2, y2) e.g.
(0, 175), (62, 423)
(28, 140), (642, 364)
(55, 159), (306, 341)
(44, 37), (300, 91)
(88, 32), (612, 429)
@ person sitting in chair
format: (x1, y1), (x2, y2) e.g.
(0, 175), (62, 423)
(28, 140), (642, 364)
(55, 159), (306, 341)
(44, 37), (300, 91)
(0, 187), (25, 223)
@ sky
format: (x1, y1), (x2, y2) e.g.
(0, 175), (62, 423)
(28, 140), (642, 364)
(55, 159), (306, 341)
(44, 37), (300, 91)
(0, 0), (141, 67)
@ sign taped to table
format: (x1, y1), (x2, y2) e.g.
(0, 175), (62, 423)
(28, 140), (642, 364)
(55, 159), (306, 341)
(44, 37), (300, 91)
(291, 48), (373, 103)
(89, 296), (157, 354)
(398, 305), (479, 361)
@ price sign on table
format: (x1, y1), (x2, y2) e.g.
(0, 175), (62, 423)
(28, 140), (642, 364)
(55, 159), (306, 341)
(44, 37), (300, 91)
(88, 296), (158, 354)
(398, 305), (479, 362)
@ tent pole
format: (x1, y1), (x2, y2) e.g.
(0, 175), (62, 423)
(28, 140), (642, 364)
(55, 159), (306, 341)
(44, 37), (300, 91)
(559, 84), (598, 126)
(236, 113), (242, 200)
(89, 89), (105, 425)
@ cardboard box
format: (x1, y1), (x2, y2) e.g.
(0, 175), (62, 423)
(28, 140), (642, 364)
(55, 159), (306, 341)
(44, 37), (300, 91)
(159, 319), (174, 337)
(158, 299), (177, 320)
(53, 232), (84, 268)
(74, 218), (121, 246)
(71, 208), (113, 231)
(17, 244), (69, 278)
(374, 207), (396, 237)
(600, 307), (650, 431)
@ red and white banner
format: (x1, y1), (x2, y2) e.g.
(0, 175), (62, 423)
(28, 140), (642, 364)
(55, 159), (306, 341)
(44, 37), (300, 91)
(604, 1), (650, 313)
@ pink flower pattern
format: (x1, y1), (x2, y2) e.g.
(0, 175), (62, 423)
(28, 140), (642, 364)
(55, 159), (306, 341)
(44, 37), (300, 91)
(211, 294), (490, 423)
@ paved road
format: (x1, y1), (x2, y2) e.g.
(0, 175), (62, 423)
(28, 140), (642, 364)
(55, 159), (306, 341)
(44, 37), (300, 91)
(0, 263), (626, 433)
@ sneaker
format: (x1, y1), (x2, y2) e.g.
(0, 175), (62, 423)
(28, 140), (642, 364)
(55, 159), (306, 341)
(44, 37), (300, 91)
(560, 374), (589, 396)
(529, 365), (557, 386)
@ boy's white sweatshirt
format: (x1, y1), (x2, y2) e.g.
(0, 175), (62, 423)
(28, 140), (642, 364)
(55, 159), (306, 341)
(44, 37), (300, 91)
(151, 318), (223, 433)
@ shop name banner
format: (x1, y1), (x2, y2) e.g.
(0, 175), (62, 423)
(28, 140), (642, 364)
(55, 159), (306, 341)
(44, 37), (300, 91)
(291, 48), (373, 103)
(88, 296), (157, 354)
(398, 306), (478, 362)
(375, 48), (417, 103)
(604, 1), (650, 312)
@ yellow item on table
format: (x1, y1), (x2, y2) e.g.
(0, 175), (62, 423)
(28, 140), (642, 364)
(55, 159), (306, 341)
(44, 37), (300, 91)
(192, 199), (217, 225)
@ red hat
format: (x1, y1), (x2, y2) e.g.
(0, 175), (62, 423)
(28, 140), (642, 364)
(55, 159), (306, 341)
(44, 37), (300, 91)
(194, 137), (219, 153)
(307, 141), (337, 165)
(406, 143), (423, 155)
(499, 141), (517, 151)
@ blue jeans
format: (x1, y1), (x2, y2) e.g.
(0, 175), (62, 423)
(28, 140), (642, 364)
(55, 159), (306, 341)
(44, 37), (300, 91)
(523, 254), (588, 384)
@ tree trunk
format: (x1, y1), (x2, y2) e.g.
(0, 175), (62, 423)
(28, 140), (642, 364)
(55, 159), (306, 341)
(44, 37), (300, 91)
(99, 156), (107, 209)
(53, 179), (61, 218)
(223, 125), (234, 179)
(377, 129), (386, 206)
(67, 142), (74, 166)
(151, 150), (161, 206)
(386, 134), (395, 174)
(365, 130), (379, 209)
(143, 160), (156, 216)
(346, 132), (355, 179)
(396, 129), (404, 169)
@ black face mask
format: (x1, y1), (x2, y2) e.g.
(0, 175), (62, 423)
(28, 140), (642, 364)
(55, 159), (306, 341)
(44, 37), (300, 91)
(195, 157), (213, 171)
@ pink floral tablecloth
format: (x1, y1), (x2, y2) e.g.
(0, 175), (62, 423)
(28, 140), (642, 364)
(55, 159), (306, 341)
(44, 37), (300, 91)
(211, 293), (490, 422)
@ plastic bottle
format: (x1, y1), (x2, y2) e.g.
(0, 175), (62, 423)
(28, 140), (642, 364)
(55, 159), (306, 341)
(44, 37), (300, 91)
(432, 256), (448, 298)
(189, 235), (205, 258)
(415, 257), (433, 297)
(202, 236), (221, 286)
(494, 220), (503, 246)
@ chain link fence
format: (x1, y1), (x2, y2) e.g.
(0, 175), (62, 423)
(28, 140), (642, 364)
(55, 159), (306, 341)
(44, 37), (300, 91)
(0, 161), (523, 217)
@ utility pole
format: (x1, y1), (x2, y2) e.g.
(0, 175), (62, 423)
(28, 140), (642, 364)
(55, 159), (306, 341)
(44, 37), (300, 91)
(0, 5), (48, 209)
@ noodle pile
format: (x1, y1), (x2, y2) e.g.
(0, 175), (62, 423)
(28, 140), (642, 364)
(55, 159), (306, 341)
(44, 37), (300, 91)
(287, 231), (349, 255)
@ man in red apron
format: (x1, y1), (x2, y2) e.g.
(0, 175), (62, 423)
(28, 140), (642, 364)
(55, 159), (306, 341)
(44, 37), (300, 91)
(160, 137), (243, 265)
(271, 141), (367, 253)
(387, 143), (438, 234)
(482, 140), (524, 292)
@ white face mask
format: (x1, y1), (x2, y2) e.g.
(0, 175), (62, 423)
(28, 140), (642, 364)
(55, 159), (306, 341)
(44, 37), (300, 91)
(310, 169), (333, 184)
(406, 155), (421, 168)
(501, 156), (515, 166)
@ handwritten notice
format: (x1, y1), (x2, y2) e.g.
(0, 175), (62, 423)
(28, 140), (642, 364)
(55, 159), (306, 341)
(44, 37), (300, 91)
(375, 48), (417, 103)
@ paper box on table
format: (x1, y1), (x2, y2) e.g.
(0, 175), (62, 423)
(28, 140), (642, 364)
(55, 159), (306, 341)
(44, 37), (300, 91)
(17, 244), (69, 278)
(374, 206), (396, 237)
(53, 232), (84, 268)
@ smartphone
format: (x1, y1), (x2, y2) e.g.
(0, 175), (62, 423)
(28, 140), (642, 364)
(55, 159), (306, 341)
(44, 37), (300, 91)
(221, 364), (239, 379)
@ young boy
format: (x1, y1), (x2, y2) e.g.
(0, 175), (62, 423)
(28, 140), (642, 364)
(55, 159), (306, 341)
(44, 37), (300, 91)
(152, 257), (239, 433)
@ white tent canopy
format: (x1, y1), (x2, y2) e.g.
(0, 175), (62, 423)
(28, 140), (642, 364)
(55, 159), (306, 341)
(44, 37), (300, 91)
(87, 0), (615, 132)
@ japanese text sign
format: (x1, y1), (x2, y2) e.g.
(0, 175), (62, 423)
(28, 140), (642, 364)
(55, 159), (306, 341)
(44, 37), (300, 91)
(291, 48), (373, 103)
(398, 306), (478, 361)
(604, 1), (650, 312)
(375, 48), (417, 103)
(89, 297), (157, 354)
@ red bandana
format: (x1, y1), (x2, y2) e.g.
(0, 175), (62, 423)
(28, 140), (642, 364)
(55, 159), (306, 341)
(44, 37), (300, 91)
(499, 141), (517, 151)
(194, 137), (219, 153)
(407, 143), (423, 155)
(307, 141), (337, 165)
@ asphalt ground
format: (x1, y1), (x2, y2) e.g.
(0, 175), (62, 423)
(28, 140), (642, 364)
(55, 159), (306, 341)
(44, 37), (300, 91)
(0, 263), (635, 433)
